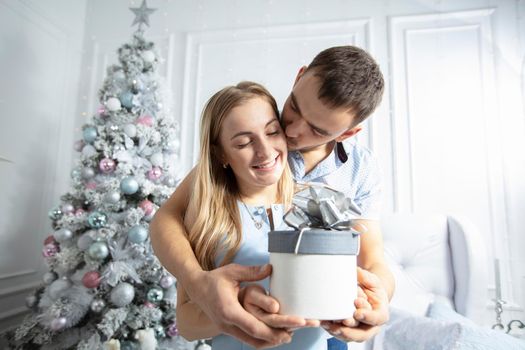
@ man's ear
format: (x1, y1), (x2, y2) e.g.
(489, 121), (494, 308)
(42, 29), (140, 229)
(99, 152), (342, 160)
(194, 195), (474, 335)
(335, 125), (363, 142)
(293, 66), (308, 85)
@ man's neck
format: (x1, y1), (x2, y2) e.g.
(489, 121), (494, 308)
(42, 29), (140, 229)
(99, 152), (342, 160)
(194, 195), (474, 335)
(301, 141), (335, 174)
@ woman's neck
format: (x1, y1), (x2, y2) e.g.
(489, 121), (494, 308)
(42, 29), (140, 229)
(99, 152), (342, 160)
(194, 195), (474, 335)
(237, 183), (279, 206)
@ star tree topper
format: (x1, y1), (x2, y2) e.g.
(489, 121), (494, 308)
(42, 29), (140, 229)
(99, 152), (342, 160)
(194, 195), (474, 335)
(130, 0), (157, 28)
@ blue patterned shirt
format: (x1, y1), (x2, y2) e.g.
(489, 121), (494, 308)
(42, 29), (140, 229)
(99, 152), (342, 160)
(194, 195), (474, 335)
(288, 141), (382, 220)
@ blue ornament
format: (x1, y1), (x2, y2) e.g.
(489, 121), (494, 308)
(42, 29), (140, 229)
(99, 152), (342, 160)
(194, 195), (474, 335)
(146, 287), (164, 304)
(87, 211), (107, 228)
(48, 207), (63, 220)
(128, 225), (148, 243)
(119, 91), (134, 109)
(83, 127), (98, 144)
(88, 241), (109, 260)
(120, 177), (139, 194)
(71, 168), (81, 180)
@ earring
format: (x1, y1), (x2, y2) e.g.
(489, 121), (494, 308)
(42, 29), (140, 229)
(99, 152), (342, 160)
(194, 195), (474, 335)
(222, 163), (228, 169)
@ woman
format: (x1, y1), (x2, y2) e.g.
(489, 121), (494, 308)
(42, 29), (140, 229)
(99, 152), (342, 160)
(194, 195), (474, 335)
(175, 82), (327, 349)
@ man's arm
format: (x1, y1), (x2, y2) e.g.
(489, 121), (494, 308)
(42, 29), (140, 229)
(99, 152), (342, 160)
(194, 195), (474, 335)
(150, 170), (295, 348)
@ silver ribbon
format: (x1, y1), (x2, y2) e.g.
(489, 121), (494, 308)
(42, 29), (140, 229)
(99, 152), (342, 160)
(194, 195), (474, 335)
(284, 182), (365, 254)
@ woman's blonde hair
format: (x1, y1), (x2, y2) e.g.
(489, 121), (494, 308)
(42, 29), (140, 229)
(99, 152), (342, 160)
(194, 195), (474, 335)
(186, 82), (294, 271)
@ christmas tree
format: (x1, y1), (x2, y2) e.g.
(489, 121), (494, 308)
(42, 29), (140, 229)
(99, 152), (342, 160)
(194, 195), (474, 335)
(7, 2), (208, 349)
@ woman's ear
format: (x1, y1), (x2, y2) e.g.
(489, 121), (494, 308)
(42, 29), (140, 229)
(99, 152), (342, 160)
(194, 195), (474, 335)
(335, 125), (363, 142)
(211, 144), (227, 166)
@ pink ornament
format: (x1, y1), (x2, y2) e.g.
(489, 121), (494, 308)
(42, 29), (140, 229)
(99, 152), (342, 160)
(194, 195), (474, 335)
(99, 158), (116, 174)
(74, 208), (85, 216)
(61, 203), (74, 214)
(139, 200), (154, 216)
(42, 243), (59, 258)
(166, 322), (179, 337)
(97, 105), (106, 116)
(147, 167), (163, 181)
(82, 271), (101, 289)
(44, 235), (56, 245)
(86, 181), (97, 190)
(74, 140), (85, 152)
(136, 115), (154, 126)
(144, 301), (156, 308)
(160, 276), (175, 289)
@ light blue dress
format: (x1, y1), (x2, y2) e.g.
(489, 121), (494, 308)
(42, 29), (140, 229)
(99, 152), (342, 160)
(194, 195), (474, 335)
(211, 202), (329, 350)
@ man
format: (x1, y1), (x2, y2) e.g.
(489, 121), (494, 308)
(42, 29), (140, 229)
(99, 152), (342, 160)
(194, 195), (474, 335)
(150, 46), (395, 349)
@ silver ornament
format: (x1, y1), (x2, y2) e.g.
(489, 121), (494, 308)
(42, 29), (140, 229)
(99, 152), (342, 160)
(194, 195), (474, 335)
(61, 203), (75, 214)
(151, 308), (163, 321)
(163, 176), (177, 187)
(25, 295), (37, 308)
(43, 272), (57, 284)
(50, 317), (67, 331)
(48, 207), (63, 220)
(159, 275), (175, 289)
(53, 228), (73, 242)
(110, 282), (135, 307)
(88, 241), (109, 260)
(105, 191), (121, 204)
(123, 124), (137, 138)
(48, 279), (71, 300)
(81, 167), (95, 180)
(90, 298), (106, 313)
(77, 232), (94, 251)
(150, 152), (163, 166)
(87, 211), (108, 228)
(106, 97), (122, 111)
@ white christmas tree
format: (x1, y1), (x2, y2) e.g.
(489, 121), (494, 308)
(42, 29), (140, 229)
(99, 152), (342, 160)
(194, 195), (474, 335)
(7, 2), (209, 350)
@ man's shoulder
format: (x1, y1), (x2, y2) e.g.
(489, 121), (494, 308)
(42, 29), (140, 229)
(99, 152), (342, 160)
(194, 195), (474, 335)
(343, 141), (377, 168)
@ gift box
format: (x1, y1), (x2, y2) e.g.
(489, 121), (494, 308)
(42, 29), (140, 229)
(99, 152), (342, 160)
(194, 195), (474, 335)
(268, 182), (363, 320)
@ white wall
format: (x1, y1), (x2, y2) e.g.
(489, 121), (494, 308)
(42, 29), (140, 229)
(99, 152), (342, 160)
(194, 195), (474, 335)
(1, 0), (524, 334)
(0, 0), (88, 334)
(80, 0), (525, 326)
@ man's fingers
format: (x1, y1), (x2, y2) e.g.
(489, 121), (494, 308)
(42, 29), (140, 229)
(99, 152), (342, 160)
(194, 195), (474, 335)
(354, 296), (372, 310)
(354, 307), (389, 326)
(321, 321), (380, 343)
(357, 267), (381, 289)
(223, 263), (272, 283)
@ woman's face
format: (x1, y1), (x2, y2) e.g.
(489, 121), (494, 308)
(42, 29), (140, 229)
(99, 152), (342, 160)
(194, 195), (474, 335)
(218, 96), (287, 194)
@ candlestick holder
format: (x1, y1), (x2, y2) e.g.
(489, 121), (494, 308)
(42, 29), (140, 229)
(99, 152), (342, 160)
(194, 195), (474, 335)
(492, 298), (525, 337)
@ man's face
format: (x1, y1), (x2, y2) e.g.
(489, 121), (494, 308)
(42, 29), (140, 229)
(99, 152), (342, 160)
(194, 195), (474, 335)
(281, 69), (359, 152)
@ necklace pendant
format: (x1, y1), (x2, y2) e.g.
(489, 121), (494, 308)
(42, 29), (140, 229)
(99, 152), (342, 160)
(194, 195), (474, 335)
(255, 222), (263, 229)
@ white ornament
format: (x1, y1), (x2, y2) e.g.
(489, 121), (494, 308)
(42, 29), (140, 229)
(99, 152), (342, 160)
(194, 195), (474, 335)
(150, 152), (163, 167)
(123, 124), (137, 138)
(48, 279), (71, 300)
(142, 50), (155, 63)
(196, 343), (212, 350)
(106, 97), (122, 112)
(104, 339), (120, 350)
(82, 144), (97, 157)
(134, 328), (157, 350)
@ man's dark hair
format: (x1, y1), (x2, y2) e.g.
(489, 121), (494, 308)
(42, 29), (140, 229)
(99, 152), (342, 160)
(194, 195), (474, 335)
(305, 46), (384, 125)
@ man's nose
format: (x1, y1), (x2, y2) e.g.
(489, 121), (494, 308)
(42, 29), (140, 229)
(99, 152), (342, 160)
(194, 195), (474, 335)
(285, 117), (306, 138)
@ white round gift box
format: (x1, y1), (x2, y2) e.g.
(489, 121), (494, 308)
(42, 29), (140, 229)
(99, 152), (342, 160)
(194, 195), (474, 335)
(268, 229), (360, 320)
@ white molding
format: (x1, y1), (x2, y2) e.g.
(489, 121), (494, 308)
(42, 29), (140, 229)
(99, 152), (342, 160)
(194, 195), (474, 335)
(182, 19), (372, 172)
(0, 270), (36, 281)
(0, 281), (41, 298)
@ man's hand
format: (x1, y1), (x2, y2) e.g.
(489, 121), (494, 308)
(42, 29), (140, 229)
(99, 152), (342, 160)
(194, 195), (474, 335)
(240, 283), (320, 331)
(185, 263), (293, 349)
(321, 268), (390, 343)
